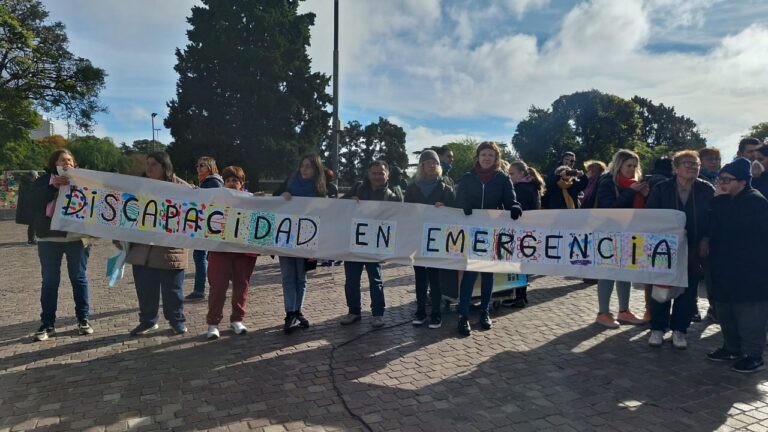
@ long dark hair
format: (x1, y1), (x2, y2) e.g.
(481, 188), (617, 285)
(46, 149), (75, 173)
(147, 151), (175, 182)
(296, 153), (327, 195)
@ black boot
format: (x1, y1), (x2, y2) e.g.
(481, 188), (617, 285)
(295, 310), (310, 329)
(479, 311), (493, 330)
(458, 315), (471, 336)
(284, 312), (299, 334)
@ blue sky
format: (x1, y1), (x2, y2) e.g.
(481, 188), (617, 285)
(42, 0), (768, 162)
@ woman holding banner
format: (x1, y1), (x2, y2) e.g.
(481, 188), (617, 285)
(126, 152), (190, 336)
(455, 142), (522, 336)
(274, 153), (328, 333)
(645, 151), (713, 349)
(594, 149), (648, 328)
(30, 149), (93, 341)
(186, 156), (224, 301)
(405, 150), (455, 329)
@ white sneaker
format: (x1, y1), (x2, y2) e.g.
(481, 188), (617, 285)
(207, 325), (219, 340)
(230, 321), (247, 335)
(648, 330), (664, 347)
(672, 330), (687, 350)
(371, 316), (385, 328)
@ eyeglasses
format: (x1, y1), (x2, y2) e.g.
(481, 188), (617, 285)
(678, 161), (701, 168)
(716, 176), (737, 184)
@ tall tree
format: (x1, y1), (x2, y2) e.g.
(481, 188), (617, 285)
(165, 0), (331, 182)
(747, 122), (768, 141)
(632, 96), (706, 151)
(335, 117), (408, 185)
(68, 135), (130, 173)
(0, 0), (106, 132)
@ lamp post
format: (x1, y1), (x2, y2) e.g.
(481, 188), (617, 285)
(332, 0), (340, 184)
(151, 113), (158, 152)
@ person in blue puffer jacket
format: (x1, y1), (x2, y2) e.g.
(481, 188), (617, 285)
(454, 141), (522, 337)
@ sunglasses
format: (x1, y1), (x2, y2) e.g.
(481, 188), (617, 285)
(716, 176), (737, 184)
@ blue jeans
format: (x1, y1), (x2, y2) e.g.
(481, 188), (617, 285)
(458, 271), (493, 317)
(344, 261), (385, 316)
(193, 250), (208, 294)
(597, 279), (631, 314)
(132, 265), (185, 325)
(649, 276), (699, 333)
(279, 257), (307, 313)
(38, 241), (91, 326)
(716, 301), (768, 358)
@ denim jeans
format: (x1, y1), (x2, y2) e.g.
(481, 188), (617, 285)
(38, 241), (91, 326)
(414, 266), (441, 318)
(344, 261), (385, 316)
(132, 265), (185, 325)
(597, 279), (631, 314)
(649, 276), (699, 333)
(458, 271), (494, 317)
(716, 301), (768, 357)
(279, 257), (307, 313)
(192, 249), (208, 294)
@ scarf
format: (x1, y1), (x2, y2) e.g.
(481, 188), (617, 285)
(473, 162), (497, 184)
(557, 178), (576, 209)
(617, 174), (646, 208)
(440, 161), (452, 174)
(416, 177), (440, 198)
(45, 174), (59, 217)
(287, 174), (317, 197)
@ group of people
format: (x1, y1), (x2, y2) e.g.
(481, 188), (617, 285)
(18, 136), (768, 374)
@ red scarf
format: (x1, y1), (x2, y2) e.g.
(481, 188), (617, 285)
(473, 162), (497, 184)
(617, 175), (645, 208)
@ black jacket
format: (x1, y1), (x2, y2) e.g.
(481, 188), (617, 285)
(752, 175), (768, 200)
(404, 177), (455, 207)
(709, 187), (768, 302)
(342, 181), (403, 202)
(455, 170), (521, 212)
(30, 172), (66, 238)
(542, 174), (587, 209)
(645, 177), (714, 276)
(513, 181), (542, 211)
(14, 172), (38, 225)
(199, 174), (224, 189)
(596, 174), (640, 209)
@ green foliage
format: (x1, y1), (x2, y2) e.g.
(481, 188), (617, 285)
(68, 135), (131, 172)
(165, 0), (331, 182)
(0, 0), (107, 132)
(442, 138), (480, 181)
(512, 90), (706, 172)
(747, 122), (768, 141)
(0, 136), (53, 170)
(122, 139), (167, 155)
(335, 117), (408, 185)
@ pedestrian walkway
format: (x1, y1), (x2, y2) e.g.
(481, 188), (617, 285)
(0, 221), (766, 431)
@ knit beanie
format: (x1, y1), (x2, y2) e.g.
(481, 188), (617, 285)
(720, 157), (752, 182)
(419, 150), (439, 165)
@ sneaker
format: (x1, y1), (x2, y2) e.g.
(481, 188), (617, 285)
(339, 313), (361, 326)
(412, 312), (428, 326)
(230, 321), (247, 335)
(284, 313), (300, 334)
(457, 316), (471, 336)
(478, 311), (492, 330)
(706, 347), (741, 362)
(672, 330), (687, 350)
(732, 356), (766, 374)
(33, 325), (55, 342)
(295, 311), (310, 329)
(129, 322), (159, 336)
(595, 313), (620, 329)
(371, 316), (385, 328)
(171, 323), (188, 335)
(77, 319), (94, 335)
(207, 325), (220, 340)
(501, 298), (526, 308)
(648, 330), (664, 347)
(185, 292), (205, 301)
(617, 310), (645, 325)
(428, 316), (442, 329)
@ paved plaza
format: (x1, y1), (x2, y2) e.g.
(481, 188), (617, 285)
(0, 220), (767, 431)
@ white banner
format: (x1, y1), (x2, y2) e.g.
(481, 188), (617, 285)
(51, 168), (688, 286)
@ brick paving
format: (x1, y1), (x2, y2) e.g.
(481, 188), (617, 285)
(0, 219), (766, 431)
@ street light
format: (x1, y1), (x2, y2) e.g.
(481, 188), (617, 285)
(151, 113), (158, 153)
(332, 0), (339, 185)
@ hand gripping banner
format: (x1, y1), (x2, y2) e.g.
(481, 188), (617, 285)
(52, 168), (689, 286)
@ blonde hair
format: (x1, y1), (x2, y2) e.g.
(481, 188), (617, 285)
(509, 160), (546, 195)
(583, 160), (607, 174)
(197, 156), (219, 175)
(499, 159), (510, 173)
(608, 149), (642, 185)
(414, 160), (443, 181)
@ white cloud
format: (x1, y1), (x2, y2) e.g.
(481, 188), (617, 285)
(501, 0), (550, 17)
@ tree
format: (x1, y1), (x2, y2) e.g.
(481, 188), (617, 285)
(632, 96), (705, 151)
(122, 139), (166, 155)
(441, 138), (480, 181)
(747, 122), (768, 141)
(38, 134), (67, 148)
(68, 135), (130, 172)
(0, 0), (106, 132)
(165, 0), (331, 182)
(334, 117), (408, 185)
(0, 136), (53, 170)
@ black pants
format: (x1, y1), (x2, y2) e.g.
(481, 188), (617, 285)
(716, 301), (768, 358)
(414, 266), (441, 318)
(133, 265), (185, 326)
